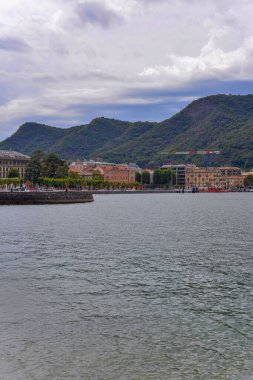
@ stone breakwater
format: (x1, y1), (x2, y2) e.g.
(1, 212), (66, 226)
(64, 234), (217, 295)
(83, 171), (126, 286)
(0, 191), (94, 205)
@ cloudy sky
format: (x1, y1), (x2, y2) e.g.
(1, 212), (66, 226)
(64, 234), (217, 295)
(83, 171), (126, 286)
(0, 0), (253, 140)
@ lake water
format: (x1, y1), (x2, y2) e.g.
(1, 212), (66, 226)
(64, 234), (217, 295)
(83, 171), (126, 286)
(0, 193), (253, 380)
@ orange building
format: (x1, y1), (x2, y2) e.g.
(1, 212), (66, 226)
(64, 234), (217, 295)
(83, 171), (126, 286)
(96, 165), (136, 183)
(69, 161), (136, 184)
(69, 162), (93, 179)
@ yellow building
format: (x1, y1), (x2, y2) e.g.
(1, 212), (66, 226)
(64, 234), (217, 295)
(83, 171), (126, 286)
(185, 166), (243, 189)
(0, 150), (30, 178)
(219, 167), (244, 188)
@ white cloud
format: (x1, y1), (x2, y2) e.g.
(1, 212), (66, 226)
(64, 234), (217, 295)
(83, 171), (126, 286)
(138, 23), (253, 84)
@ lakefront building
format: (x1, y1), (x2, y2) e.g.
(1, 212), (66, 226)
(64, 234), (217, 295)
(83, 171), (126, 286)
(185, 166), (243, 189)
(68, 162), (93, 179)
(161, 164), (243, 188)
(69, 161), (136, 184)
(0, 150), (30, 178)
(161, 164), (194, 187)
(96, 165), (136, 183)
(219, 167), (244, 188)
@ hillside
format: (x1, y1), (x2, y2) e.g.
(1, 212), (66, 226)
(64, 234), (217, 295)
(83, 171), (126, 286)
(0, 94), (253, 168)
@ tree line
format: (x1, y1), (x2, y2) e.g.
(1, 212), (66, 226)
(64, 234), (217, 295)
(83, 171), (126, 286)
(135, 169), (176, 186)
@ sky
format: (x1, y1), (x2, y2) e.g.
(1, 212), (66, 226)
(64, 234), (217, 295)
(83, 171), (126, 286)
(1, 0), (253, 140)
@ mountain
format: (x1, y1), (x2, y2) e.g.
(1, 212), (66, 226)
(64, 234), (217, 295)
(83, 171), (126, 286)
(0, 94), (253, 168)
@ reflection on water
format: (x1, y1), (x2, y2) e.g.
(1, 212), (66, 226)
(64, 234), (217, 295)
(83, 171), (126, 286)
(0, 193), (253, 379)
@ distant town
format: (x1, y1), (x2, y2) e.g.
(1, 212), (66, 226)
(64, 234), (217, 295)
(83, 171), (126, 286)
(0, 149), (253, 192)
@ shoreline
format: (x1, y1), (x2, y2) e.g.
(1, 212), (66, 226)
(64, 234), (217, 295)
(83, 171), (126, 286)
(91, 189), (252, 194)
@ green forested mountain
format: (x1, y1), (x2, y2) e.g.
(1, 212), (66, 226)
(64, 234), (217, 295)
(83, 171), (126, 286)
(0, 94), (253, 168)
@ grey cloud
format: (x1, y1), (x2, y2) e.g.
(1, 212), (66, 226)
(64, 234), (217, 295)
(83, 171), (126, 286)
(32, 71), (118, 84)
(140, 0), (167, 2)
(0, 37), (31, 53)
(76, 1), (122, 28)
(32, 74), (58, 83)
(71, 71), (119, 81)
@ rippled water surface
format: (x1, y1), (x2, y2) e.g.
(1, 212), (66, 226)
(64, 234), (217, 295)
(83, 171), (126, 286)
(0, 193), (253, 380)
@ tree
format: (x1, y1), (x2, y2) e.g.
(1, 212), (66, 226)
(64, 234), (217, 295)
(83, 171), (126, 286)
(25, 149), (45, 183)
(135, 171), (150, 184)
(153, 169), (161, 185)
(69, 171), (81, 179)
(153, 169), (176, 186)
(92, 170), (102, 180)
(244, 174), (253, 186)
(8, 168), (20, 178)
(55, 165), (69, 178)
(135, 172), (141, 182)
(41, 153), (66, 178)
(26, 150), (68, 184)
(142, 171), (150, 185)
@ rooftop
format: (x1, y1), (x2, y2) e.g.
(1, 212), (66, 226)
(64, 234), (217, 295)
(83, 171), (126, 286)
(0, 150), (30, 159)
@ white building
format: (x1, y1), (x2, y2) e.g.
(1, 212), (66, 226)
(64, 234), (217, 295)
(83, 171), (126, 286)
(0, 150), (30, 178)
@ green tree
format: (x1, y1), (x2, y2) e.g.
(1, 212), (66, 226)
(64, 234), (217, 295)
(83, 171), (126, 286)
(41, 153), (66, 178)
(69, 171), (81, 179)
(142, 171), (150, 185)
(25, 149), (45, 183)
(26, 150), (69, 184)
(153, 169), (176, 186)
(92, 170), (102, 180)
(135, 172), (141, 182)
(244, 174), (253, 186)
(55, 164), (69, 178)
(153, 169), (161, 185)
(8, 168), (20, 178)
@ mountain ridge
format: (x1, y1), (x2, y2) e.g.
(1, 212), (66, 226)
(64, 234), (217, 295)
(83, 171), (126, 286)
(0, 94), (253, 168)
